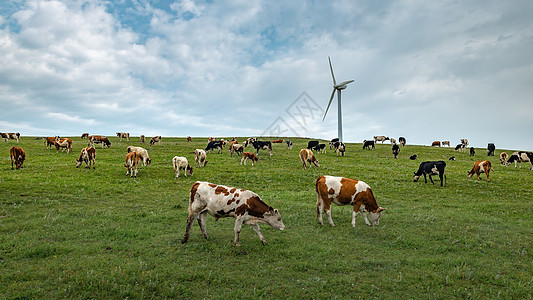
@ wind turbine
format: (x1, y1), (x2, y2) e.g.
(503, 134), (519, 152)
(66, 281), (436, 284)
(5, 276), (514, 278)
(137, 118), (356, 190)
(322, 56), (354, 143)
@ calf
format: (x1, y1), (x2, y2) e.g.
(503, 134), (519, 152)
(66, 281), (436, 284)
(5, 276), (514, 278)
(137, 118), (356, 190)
(241, 152), (258, 166)
(470, 147), (476, 156)
(125, 152), (140, 177)
(76, 147), (96, 169)
(413, 161), (447, 186)
(399, 137), (406, 147)
(45, 136), (60, 149)
(149, 136), (162, 146)
(363, 140), (375, 150)
(307, 140), (319, 149)
(229, 143), (244, 156)
(312, 143), (326, 153)
(10, 146), (25, 170)
(55, 138), (72, 153)
(374, 136), (389, 143)
(89, 135), (111, 148)
(127, 146), (151, 166)
(468, 160), (494, 182)
(172, 156), (193, 178)
(315, 175), (385, 227)
(487, 143), (496, 156)
(181, 181), (285, 246)
(499, 152), (508, 165)
(299, 149), (320, 169)
(252, 140), (273, 156)
(409, 154), (418, 160)
(286, 140), (293, 149)
(505, 152), (532, 169)
(333, 142), (345, 157)
(194, 149), (208, 167)
(442, 141), (450, 147)
(431, 141), (441, 147)
(392, 144), (400, 159)
(116, 132), (130, 142)
(205, 141), (224, 153)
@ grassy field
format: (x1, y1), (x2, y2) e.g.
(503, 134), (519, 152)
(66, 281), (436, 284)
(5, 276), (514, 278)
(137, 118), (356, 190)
(1, 136), (531, 299)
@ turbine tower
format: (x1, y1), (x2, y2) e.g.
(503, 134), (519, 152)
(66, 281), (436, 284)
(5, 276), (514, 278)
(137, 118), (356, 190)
(322, 56), (354, 143)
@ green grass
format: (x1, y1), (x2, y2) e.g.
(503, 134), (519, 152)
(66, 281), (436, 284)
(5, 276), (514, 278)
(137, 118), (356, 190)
(1, 136), (531, 299)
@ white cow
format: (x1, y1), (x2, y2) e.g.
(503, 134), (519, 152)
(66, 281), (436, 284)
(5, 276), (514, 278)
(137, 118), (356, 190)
(194, 149), (208, 167)
(172, 156), (193, 178)
(127, 146), (151, 166)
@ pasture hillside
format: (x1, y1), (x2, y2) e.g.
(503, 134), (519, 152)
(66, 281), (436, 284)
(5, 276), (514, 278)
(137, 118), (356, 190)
(1, 136), (531, 299)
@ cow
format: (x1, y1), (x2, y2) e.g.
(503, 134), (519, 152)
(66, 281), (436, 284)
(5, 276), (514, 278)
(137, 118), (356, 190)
(172, 156), (193, 179)
(127, 146), (151, 166)
(88, 135), (111, 148)
(442, 141), (450, 147)
(241, 152), (258, 166)
(286, 140), (293, 150)
(299, 149), (320, 170)
(181, 181), (285, 246)
(363, 140), (375, 150)
(390, 138), (397, 144)
(329, 138), (339, 149)
(413, 161), (447, 186)
(392, 144), (400, 159)
(208, 137), (215, 142)
(2, 132), (20, 142)
(54, 138), (72, 153)
(333, 142), (345, 157)
(45, 136), (60, 149)
(244, 137), (257, 147)
(307, 140), (319, 149)
(76, 147), (96, 169)
(431, 141), (441, 147)
(505, 152), (532, 169)
(271, 139), (283, 143)
(229, 143), (244, 156)
(140, 135), (145, 144)
(81, 133), (89, 139)
(315, 175), (385, 227)
(252, 140), (273, 156)
(205, 141), (224, 154)
(455, 144), (465, 152)
(194, 149), (208, 167)
(116, 132), (130, 142)
(10, 146), (25, 170)
(149, 136), (162, 146)
(124, 152), (140, 177)
(409, 154), (418, 160)
(312, 143), (326, 153)
(487, 143), (496, 156)
(398, 137), (406, 147)
(374, 136), (389, 143)
(449, 156), (456, 161)
(187, 136), (192, 142)
(499, 152), (508, 165)
(470, 147), (476, 156)
(468, 160), (494, 182)
(461, 139), (469, 147)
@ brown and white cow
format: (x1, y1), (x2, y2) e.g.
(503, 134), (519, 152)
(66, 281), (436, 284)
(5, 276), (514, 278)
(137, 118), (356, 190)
(45, 136), (60, 149)
(299, 149), (319, 169)
(500, 152), (508, 165)
(2, 132), (20, 142)
(468, 160), (494, 182)
(88, 135), (111, 148)
(10, 146), (25, 170)
(315, 175), (385, 227)
(187, 136), (192, 142)
(241, 152), (258, 166)
(172, 156), (193, 178)
(81, 133), (89, 139)
(181, 181), (285, 246)
(442, 141), (451, 147)
(194, 149), (208, 167)
(461, 139), (469, 147)
(140, 135), (145, 144)
(127, 146), (151, 166)
(374, 135), (389, 143)
(229, 143), (244, 156)
(55, 138), (72, 153)
(125, 152), (140, 177)
(149, 136), (162, 146)
(505, 151), (532, 169)
(76, 147), (96, 169)
(431, 141), (441, 147)
(116, 132), (130, 142)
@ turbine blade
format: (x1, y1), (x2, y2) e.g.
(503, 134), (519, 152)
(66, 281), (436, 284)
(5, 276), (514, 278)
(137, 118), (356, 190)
(322, 89), (336, 121)
(336, 80), (355, 87)
(328, 56), (336, 86)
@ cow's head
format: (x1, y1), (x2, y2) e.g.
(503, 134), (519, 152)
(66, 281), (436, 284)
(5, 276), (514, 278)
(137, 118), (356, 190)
(413, 173), (421, 182)
(76, 159), (83, 168)
(187, 165), (193, 176)
(313, 159), (320, 167)
(368, 207), (385, 226)
(264, 208), (285, 231)
(146, 158), (152, 166)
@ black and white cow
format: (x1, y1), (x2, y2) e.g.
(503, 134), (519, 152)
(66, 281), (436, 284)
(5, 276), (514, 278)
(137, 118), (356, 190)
(329, 138), (339, 149)
(333, 142), (345, 157)
(413, 161), (447, 186)
(312, 143), (326, 153)
(392, 144), (400, 159)
(252, 140), (273, 156)
(205, 141), (224, 153)
(505, 152), (533, 170)
(398, 137), (406, 147)
(487, 143), (496, 156)
(363, 140), (375, 150)
(286, 140), (293, 149)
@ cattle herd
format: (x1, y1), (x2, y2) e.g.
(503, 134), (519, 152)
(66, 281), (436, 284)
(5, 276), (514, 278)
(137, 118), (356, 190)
(4, 132), (533, 245)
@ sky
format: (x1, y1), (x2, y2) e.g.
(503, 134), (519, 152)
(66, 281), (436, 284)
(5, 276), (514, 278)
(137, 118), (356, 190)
(0, 0), (532, 150)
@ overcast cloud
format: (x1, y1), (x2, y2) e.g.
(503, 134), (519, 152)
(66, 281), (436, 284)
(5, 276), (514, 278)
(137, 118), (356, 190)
(1, 0), (532, 150)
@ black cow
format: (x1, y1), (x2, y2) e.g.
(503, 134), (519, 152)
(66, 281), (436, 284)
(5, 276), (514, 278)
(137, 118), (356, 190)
(487, 143), (495, 156)
(392, 144), (400, 159)
(307, 140), (319, 149)
(252, 140), (273, 156)
(470, 147), (475, 156)
(313, 143), (326, 153)
(286, 140), (293, 149)
(205, 141), (224, 153)
(333, 142), (345, 157)
(409, 154), (418, 160)
(329, 138), (339, 149)
(413, 161), (446, 186)
(399, 137), (406, 147)
(363, 140), (375, 150)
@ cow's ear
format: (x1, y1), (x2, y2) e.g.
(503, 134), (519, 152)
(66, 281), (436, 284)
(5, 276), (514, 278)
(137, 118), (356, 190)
(378, 207), (385, 212)
(274, 209), (279, 214)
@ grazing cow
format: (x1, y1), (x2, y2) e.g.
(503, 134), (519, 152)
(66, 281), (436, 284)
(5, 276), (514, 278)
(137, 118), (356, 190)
(244, 137), (257, 147)
(229, 143), (244, 156)
(116, 132), (130, 142)
(329, 138), (339, 149)
(363, 140), (375, 150)
(409, 154), (418, 160)
(10, 146), (25, 170)
(205, 141), (224, 154)
(468, 160), (494, 182)
(241, 152), (258, 166)
(286, 140), (293, 149)
(299, 149), (320, 170)
(312, 143), (326, 153)
(499, 152), (508, 165)
(140, 135), (145, 144)
(54, 138), (72, 153)
(76, 147), (96, 169)
(461, 139), (469, 147)
(124, 152), (140, 177)
(399, 137), (406, 147)
(127, 146), (151, 166)
(470, 147), (476, 156)
(392, 144), (400, 159)
(181, 182), (285, 246)
(505, 152), (532, 169)
(252, 141), (273, 156)
(149, 136), (162, 146)
(45, 136), (60, 149)
(81, 133), (89, 139)
(271, 139), (283, 143)
(374, 136), (389, 143)
(194, 149), (208, 167)
(187, 136), (192, 142)
(307, 140), (319, 150)
(442, 141), (450, 147)
(2, 132), (20, 143)
(89, 135), (111, 148)
(413, 161), (447, 186)
(449, 156), (456, 161)
(172, 156), (193, 179)
(431, 141), (441, 147)
(487, 143), (496, 156)
(333, 142), (345, 157)
(315, 175), (385, 227)
(455, 144), (465, 152)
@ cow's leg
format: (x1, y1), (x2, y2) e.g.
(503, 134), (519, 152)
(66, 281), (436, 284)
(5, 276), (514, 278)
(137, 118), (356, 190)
(241, 157), (245, 165)
(352, 204), (363, 227)
(269, 149), (273, 157)
(181, 213), (197, 243)
(11, 156), (14, 170)
(197, 211), (208, 239)
(234, 217), (244, 246)
(316, 195), (325, 225)
(324, 198), (335, 226)
(428, 175), (435, 184)
(423, 174), (428, 183)
(250, 224), (267, 245)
